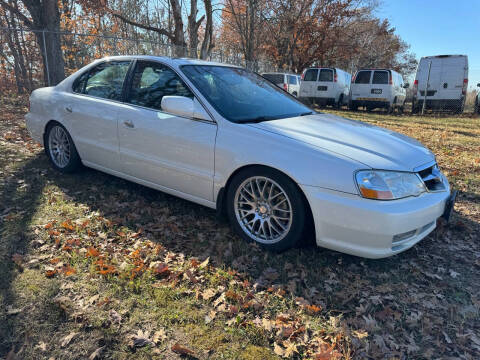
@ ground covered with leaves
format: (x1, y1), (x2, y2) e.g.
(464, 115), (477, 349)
(1, 96), (479, 359)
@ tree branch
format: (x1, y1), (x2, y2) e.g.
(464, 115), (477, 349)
(107, 8), (174, 41)
(0, 1), (33, 28)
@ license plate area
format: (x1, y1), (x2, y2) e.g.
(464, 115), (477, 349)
(317, 86), (328, 91)
(371, 89), (382, 94)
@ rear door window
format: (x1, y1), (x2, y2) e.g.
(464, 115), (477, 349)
(303, 69), (318, 81)
(372, 71), (389, 84)
(263, 74), (284, 84)
(318, 69), (334, 82)
(288, 75), (297, 85)
(354, 71), (371, 84)
(83, 61), (131, 100)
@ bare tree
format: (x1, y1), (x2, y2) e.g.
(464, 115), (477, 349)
(0, 0), (65, 85)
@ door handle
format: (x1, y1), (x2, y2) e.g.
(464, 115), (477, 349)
(123, 120), (135, 128)
(65, 106), (72, 113)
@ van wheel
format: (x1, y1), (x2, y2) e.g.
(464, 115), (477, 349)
(348, 100), (357, 111)
(475, 98), (479, 114)
(335, 95), (344, 109)
(411, 101), (418, 114)
(398, 104), (404, 115)
(292, 91), (298, 97)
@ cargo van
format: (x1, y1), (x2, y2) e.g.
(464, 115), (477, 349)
(262, 72), (300, 97)
(412, 55), (468, 113)
(299, 67), (351, 107)
(349, 69), (408, 112)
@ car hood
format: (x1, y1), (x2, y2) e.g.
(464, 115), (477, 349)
(248, 113), (435, 171)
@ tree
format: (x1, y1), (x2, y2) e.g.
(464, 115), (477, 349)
(0, 0), (65, 85)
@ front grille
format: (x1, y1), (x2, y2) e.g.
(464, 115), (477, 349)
(417, 164), (446, 192)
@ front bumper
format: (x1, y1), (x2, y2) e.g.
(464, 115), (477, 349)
(301, 183), (451, 259)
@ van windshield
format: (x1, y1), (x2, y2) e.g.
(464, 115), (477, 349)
(355, 71), (371, 84)
(319, 69), (334, 82)
(372, 71), (389, 84)
(181, 65), (313, 123)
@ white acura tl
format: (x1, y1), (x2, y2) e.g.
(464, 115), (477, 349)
(26, 56), (456, 258)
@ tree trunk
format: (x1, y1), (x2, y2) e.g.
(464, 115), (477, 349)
(200, 0), (214, 59)
(169, 0), (186, 57)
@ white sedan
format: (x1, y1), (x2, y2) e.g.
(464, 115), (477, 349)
(26, 56), (456, 258)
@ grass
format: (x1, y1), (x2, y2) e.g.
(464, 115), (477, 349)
(1, 96), (479, 359)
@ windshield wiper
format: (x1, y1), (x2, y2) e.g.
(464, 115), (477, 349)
(237, 116), (278, 124)
(299, 111), (315, 116)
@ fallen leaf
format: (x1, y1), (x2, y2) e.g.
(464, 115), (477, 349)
(88, 346), (105, 360)
(35, 342), (47, 352)
(202, 288), (217, 301)
(171, 343), (195, 356)
(152, 329), (167, 344)
(205, 309), (217, 324)
(6, 305), (22, 315)
(61, 332), (78, 347)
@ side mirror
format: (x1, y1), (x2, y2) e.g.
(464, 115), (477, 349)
(477, 83), (480, 87)
(403, 83), (410, 89)
(161, 96), (212, 121)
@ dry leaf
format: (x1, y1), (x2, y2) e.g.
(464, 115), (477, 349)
(202, 288), (217, 301)
(152, 329), (167, 344)
(171, 343), (195, 356)
(61, 332), (78, 347)
(89, 346), (105, 360)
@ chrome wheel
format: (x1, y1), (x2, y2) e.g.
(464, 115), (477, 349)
(234, 176), (293, 244)
(48, 126), (71, 168)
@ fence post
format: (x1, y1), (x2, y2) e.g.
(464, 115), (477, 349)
(41, 30), (51, 86)
(422, 60), (431, 115)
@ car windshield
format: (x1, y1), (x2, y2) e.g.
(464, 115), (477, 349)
(181, 65), (313, 123)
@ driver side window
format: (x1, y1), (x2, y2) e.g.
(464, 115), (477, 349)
(127, 61), (193, 111)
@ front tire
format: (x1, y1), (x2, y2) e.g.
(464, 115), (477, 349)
(44, 123), (81, 173)
(226, 167), (306, 252)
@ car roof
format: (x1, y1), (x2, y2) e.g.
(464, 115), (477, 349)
(98, 55), (241, 68)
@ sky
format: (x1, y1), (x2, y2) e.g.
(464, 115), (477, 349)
(376, 0), (480, 89)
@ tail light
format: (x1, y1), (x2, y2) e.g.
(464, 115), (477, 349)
(389, 73), (393, 85)
(334, 73), (338, 82)
(413, 79), (418, 90)
(283, 83), (288, 91)
(462, 78), (468, 95)
(301, 70), (305, 80)
(351, 74), (356, 83)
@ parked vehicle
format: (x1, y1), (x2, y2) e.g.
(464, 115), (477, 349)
(299, 67), (351, 107)
(412, 55), (468, 113)
(475, 83), (480, 114)
(349, 69), (408, 112)
(262, 72), (300, 97)
(26, 56), (455, 258)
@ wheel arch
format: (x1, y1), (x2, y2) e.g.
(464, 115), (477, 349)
(216, 164), (315, 238)
(43, 119), (63, 144)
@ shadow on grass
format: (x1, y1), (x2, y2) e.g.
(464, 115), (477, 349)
(2, 151), (479, 357)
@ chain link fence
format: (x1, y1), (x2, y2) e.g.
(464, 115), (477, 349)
(1, 27), (479, 115)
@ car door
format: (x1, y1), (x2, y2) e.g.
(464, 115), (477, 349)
(117, 60), (216, 201)
(351, 70), (372, 101)
(314, 68), (333, 99)
(371, 70), (391, 102)
(64, 60), (131, 171)
(300, 68), (318, 98)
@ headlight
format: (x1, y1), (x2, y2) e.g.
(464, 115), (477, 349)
(355, 170), (426, 200)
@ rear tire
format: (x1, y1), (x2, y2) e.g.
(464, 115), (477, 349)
(335, 94), (344, 109)
(475, 97), (479, 114)
(44, 123), (81, 173)
(226, 167), (306, 252)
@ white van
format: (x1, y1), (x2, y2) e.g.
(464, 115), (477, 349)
(349, 69), (407, 112)
(412, 55), (468, 113)
(262, 72), (301, 97)
(299, 67), (351, 107)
